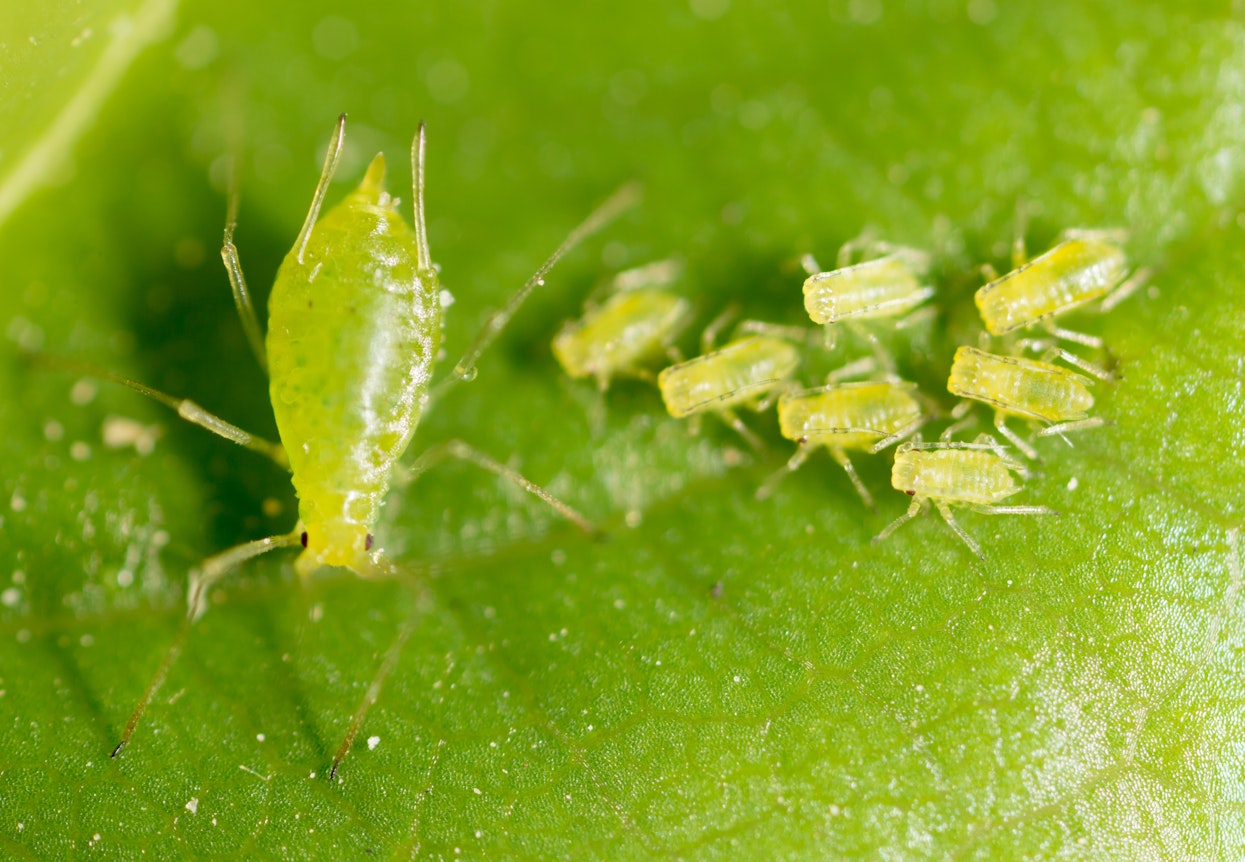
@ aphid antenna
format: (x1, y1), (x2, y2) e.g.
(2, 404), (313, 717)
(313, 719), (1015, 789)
(825, 356), (879, 383)
(411, 121), (432, 272)
(734, 319), (818, 347)
(700, 302), (742, 354)
(612, 257), (683, 293)
(294, 113), (347, 264)
(220, 150), (269, 373)
(799, 253), (823, 276)
(1100, 265), (1152, 313)
(434, 179), (644, 401)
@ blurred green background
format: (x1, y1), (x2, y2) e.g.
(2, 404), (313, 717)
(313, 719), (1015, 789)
(2, 0), (1244, 858)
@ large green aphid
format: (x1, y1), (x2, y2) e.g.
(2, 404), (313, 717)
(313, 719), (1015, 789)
(102, 115), (639, 775)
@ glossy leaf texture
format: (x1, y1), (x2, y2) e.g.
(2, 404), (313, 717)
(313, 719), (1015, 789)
(2, 1), (1244, 858)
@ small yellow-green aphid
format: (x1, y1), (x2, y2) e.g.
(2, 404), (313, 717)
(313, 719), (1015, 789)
(757, 380), (925, 508)
(974, 230), (1147, 378)
(99, 115), (638, 776)
(947, 346), (1103, 459)
(552, 259), (692, 390)
(874, 436), (1057, 560)
(800, 240), (934, 370)
(657, 334), (800, 449)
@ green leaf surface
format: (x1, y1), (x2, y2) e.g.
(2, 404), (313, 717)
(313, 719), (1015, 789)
(3, 1), (1244, 858)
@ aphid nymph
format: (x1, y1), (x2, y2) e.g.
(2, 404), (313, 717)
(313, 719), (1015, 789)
(800, 238), (934, 371)
(552, 259), (692, 390)
(757, 379), (925, 508)
(86, 115), (638, 775)
(657, 332), (800, 450)
(975, 229), (1148, 379)
(874, 436), (1057, 560)
(946, 346), (1103, 459)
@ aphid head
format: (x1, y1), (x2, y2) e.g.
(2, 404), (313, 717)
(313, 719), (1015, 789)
(295, 521), (376, 578)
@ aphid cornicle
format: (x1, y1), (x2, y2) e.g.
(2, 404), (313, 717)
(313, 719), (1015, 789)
(974, 230), (1148, 379)
(97, 115), (639, 775)
(657, 334), (800, 449)
(552, 259), (692, 390)
(757, 380), (925, 508)
(873, 436), (1057, 560)
(946, 345), (1103, 460)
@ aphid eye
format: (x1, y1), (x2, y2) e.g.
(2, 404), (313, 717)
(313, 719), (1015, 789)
(300, 531), (309, 548)
(365, 534), (374, 551)
(905, 490), (916, 496)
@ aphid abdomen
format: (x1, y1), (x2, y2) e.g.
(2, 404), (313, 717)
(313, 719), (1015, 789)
(552, 288), (690, 384)
(892, 448), (1018, 506)
(779, 382), (920, 450)
(658, 335), (799, 417)
(975, 238), (1128, 334)
(803, 256), (927, 323)
(267, 156), (441, 566)
(948, 347), (1094, 423)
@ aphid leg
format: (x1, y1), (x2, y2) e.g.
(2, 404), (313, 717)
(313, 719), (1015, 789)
(34, 354), (287, 466)
(220, 153), (268, 373)
(436, 181), (643, 399)
(329, 594), (423, 780)
(873, 497), (925, 543)
(994, 416), (1040, 460)
(718, 408), (764, 451)
(831, 448), (875, 510)
(939, 401), (978, 442)
(1100, 265), (1151, 313)
(1010, 199), (1031, 269)
(979, 263), (1000, 283)
(1042, 320), (1103, 350)
(934, 500), (983, 560)
(701, 303), (741, 354)
(112, 530), (303, 758)
(799, 253), (823, 276)
(1040, 345), (1115, 382)
(1036, 416), (1109, 440)
(294, 114), (347, 264)
(735, 320), (816, 345)
(756, 442), (811, 500)
(846, 320), (898, 379)
(821, 323), (840, 352)
(972, 504), (1059, 516)
(893, 305), (938, 332)
(405, 439), (596, 536)
(869, 414), (927, 454)
(826, 356), (879, 383)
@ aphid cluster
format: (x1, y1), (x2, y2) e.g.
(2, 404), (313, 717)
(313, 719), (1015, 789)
(51, 114), (1143, 777)
(554, 229), (1144, 560)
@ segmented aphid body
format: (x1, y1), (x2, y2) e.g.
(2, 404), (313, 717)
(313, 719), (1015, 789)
(658, 335), (799, 418)
(975, 236), (1128, 335)
(875, 438), (1056, 559)
(758, 380), (924, 507)
(778, 381), (921, 450)
(552, 287), (691, 390)
(803, 253), (933, 325)
(268, 155), (440, 577)
(891, 445), (1020, 506)
(948, 347), (1093, 424)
